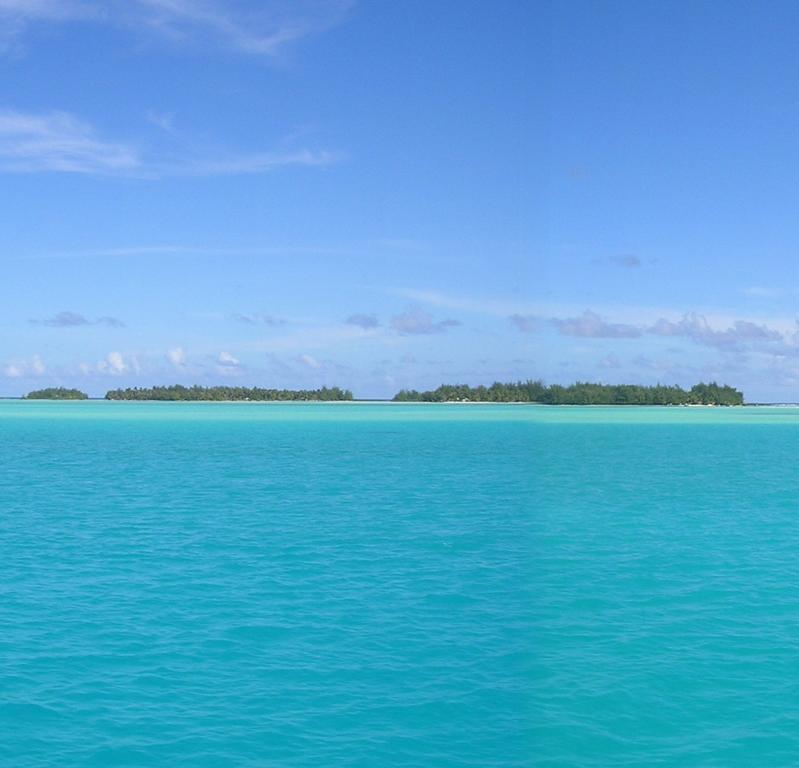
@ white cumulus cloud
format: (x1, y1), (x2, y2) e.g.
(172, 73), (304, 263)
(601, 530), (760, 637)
(167, 347), (187, 366)
(98, 351), (127, 374)
(3, 354), (45, 378)
(218, 350), (240, 366)
(215, 350), (243, 376)
(4, 362), (23, 378)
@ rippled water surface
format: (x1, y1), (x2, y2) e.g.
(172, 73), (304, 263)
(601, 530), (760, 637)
(0, 402), (533, 767)
(534, 406), (799, 766)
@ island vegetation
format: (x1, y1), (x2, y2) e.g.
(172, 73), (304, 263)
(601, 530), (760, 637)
(23, 387), (89, 400)
(392, 380), (744, 405)
(18, 380), (744, 405)
(104, 385), (353, 401)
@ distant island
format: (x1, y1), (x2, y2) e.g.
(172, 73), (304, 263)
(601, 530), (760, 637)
(392, 380), (744, 405)
(104, 385), (353, 401)
(24, 387), (88, 400)
(18, 380), (744, 405)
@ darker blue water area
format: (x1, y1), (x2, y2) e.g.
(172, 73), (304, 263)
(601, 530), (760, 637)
(0, 403), (533, 767)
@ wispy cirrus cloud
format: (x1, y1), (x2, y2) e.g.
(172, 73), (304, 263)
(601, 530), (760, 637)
(145, 110), (178, 135)
(0, 0), (95, 50)
(0, 108), (339, 177)
(0, 0), (353, 57)
(172, 148), (340, 177)
(31, 310), (126, 327)
(0, 111), (139, 175)
(0, 0), (91, 52)
(125, 0), (353, 57)
(0, 0), (84, 16)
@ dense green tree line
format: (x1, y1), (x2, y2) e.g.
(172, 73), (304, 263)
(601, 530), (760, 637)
(104, 385), (353, 401)
(24, 387), (88, 400)
(393, 380), (744, 405)
(394, 380), (546, 403)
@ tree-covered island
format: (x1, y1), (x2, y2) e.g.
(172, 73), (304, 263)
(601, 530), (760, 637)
(18, 381), (743, 404)
(24, 387), (89, 400)
(393, 380), (744, 405)
(105, 385), (353, 401)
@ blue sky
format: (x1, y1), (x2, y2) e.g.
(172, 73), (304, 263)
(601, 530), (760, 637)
(3, 1), (799, 401)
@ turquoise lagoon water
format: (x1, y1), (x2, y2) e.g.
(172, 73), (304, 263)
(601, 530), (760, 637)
(9, 402), (799, 767)
(533, 405), (799, 766)
(1, 402), (533, 767)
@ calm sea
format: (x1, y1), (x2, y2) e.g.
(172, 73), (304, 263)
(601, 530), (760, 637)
(534, 405), (799, 766)
(1, 402), (533, 767)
